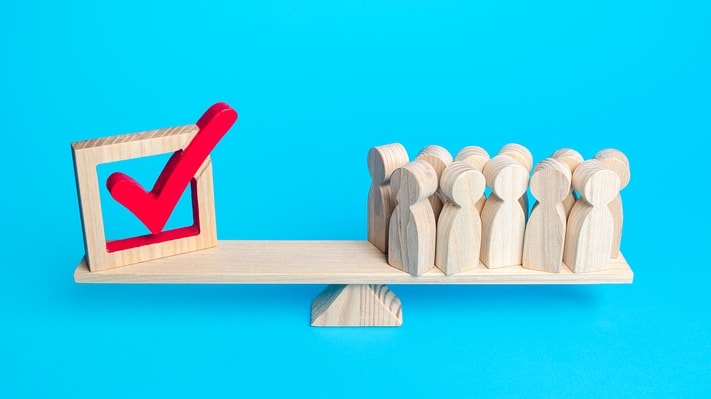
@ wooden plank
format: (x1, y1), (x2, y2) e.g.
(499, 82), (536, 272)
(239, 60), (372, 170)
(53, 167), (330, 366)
(74, 240), (633, 284)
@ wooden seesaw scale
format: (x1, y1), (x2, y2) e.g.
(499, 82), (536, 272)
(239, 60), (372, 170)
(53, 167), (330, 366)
(74, 241), (633, 326)
(72, 103), (633, 327)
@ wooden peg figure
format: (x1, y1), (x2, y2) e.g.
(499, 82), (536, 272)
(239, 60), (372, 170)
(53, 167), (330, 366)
(388, 160), (438, 276)
(480, 155), (529, 268)
(551, 148), (584, 217)
(415, 145), (453, 221)
(563, 160), (621, 273)
(435, 162), (486, 275)
(498, 144), (533, 219)
(522, 158), (572, 273)
(367, 143), (409, 253)
(594, 149), (630, 258)
(455, 146), (490, 213)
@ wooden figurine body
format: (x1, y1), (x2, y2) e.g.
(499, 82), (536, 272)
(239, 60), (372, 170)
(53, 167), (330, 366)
(564, 160), (621, 273)
(498, 143), (533, 219)
(435, 162), (486, 275)
(388, 160), (438, 276)
(455, 146), (490, 213)
(480, 155), (529, 268)
(367, 143), (409, 253)
(595, 149), (630, 258)
(415, 145), (453, 221)
(522, 158), (572, 272)
(551, 148), (584, 217)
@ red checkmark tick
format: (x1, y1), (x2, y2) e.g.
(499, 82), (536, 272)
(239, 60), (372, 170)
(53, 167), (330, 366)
(107, 102), (238, 234)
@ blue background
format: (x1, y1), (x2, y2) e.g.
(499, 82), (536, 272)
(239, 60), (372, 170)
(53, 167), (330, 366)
(1, 1), (709, 397)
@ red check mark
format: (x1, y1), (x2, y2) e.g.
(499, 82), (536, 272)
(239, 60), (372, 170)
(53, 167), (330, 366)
(107, 102), (238, 234)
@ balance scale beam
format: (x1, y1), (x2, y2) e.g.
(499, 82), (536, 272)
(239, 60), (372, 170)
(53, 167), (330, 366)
(74, 240), (633, 327)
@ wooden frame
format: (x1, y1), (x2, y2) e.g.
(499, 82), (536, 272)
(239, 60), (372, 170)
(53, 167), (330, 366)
(72, 124), (218, 272)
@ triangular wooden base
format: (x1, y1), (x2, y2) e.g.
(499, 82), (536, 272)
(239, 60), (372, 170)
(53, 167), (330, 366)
(311, 284), (402, 327)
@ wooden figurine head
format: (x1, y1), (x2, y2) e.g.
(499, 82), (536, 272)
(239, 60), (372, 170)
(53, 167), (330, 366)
(455, 146), (490, 172)
(391, 160), (438, 205)
(573, 160), (621, 206)
(499, 143), (533, 172)
(551, 148), (584, 173)
(595, 149), (630, 190)
(530, 158), (572, 204)
(440, 162), (486, 206)
(483, 155), (529, 200)
(416, 145), (453, 176)
(368, 143), (409, 185)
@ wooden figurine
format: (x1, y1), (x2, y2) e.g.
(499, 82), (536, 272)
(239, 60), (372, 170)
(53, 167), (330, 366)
(455, 146), (490, 213)
(522, 158), (572, 272)
(564, 160), (621, 273)
(367, 143), (409, 253)
(415, 145), (453, 221)
(595, 149), (630, 258)
(435, 162), (486, 275)
(551, 148), (584, 217)
(388, 160), (438, 276)
(498, 143), (533, 219)
(480, 155), (529, 268)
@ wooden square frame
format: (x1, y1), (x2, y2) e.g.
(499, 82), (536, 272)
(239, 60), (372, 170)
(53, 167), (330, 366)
(72, 124), (218, 272)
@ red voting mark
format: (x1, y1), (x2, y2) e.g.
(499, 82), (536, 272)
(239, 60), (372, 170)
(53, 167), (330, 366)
(107, 102), (238, 235)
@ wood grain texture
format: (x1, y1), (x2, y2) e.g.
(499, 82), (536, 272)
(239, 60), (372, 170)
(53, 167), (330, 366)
(564, 160), (621, 273)
(435, 162), (486, 275)
(551, 148), (584, 217)
(72, 125), (199, 152)
(72, 124), (217, 272)
(74, 240), (633, 284)
(498, 143), (533, 219)
(367, 143), (409, 253)
(388, 160), (438, 276)
(481, 155), (529, 268)
(311, 284), (402, 326)
(595, 149), (630, 258)
(415, 145), (453, 221)
(523, 158), (571, 273)
(455, 146), (490, 213)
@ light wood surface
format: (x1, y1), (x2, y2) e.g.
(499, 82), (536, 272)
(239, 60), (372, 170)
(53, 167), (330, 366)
(72, 124), (217, 272)
(595, 149), (630, 258)
(481, 155), (529, 268)
(564, 160), (621, 273)
(435, 162), (486, 275)
(74, 240), (633, 284)
(311, 284), (402, 326)
(415, 145), (453, 221)
(388, 160), (438, 276)
(523, 158), (571, 272)
(455, 146), (490, 213)
(367, 143), (409, 253)
(551, 148), (584, 217)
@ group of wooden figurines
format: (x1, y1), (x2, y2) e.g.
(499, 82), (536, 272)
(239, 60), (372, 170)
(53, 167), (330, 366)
(367, 143), (630, 276)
